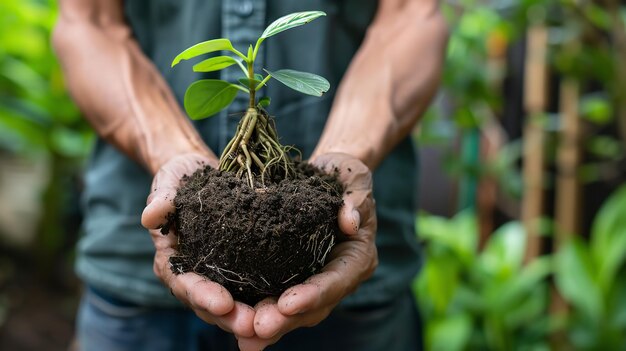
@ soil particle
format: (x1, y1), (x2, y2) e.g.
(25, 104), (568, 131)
(167, 164), (343, 305)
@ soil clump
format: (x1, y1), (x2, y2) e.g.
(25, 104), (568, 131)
(166, 163), (343, 305)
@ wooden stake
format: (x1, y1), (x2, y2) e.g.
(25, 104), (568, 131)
(522, 25), (549, 262)
(554, 78), (581, 243)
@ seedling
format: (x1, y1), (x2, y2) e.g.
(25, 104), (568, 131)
(169, 11), (342, 305)
(172, 11), (329, 187)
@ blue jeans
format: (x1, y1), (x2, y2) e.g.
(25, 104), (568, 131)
(77, 287), (422, 351)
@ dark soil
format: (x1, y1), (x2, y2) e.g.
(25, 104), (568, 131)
(166, 163), (343, 305)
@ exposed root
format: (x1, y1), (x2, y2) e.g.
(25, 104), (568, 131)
(218, 107), (296, 187)
(304, 227), (335, 268)
(204, 264), (273, 295)
(281, 274), (299, 285)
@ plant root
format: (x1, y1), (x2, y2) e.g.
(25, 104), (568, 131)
(218, 107), (295, 187)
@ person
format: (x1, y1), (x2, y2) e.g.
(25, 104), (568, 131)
(53, 0), (448, 350)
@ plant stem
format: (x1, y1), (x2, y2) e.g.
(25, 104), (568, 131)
(247, 61), (256, 109)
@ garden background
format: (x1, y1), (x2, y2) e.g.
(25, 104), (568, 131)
(1, 0), (625, 350)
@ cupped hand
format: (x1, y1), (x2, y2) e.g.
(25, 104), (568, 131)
(141, 153), (256, 339)
(237, 152), (378, 351)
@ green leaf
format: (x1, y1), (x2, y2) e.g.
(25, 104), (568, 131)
(580, 95), (613, 125)
(424, 255), (459, 314)
(584, 4), (611, 30)
(247, 45), (253, 60)
(502, 283), (549, 330)
(183, 80), (239, 119)
(495, 257), (551, 317)
(50, 126), (94, 158)
(586, 136), (623, 159)
(261, 11), (326, 39)
(254, 73), (264, 81)
(590, 185), (626, 292)
(265, 69), (329, 97)
(192, 56), (238, 73)
(480, 222), (526, 278)
(258, 97), (271, 107)
(172, 39), (241, 67)
(609, 270), (626, 329)
(426, 314), (472, 351)
(238, 77), (262, 88)
(555, 239), (603, 323)
(417, 211), (478, 266)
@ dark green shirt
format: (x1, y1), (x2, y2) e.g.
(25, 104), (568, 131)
(76, 0), (421, 307)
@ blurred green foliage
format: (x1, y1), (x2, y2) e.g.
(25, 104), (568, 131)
(554, 185), (626, 348)
(415, 183), (626, 350)
(419, 0), (626, 205)
(415, 212), (552, 350)
(415, 0), (626, 349)
(417, 0), (533, 204)
(553, 0), (626, 184)
(0, 0), (90, 292)
(0, 0), (92, 156)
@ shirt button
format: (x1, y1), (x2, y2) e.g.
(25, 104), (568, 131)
(235, 0), (254, 17)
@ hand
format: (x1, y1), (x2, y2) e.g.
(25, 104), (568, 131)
(141, 153), (256, 338)
(237, 152), (378, 350)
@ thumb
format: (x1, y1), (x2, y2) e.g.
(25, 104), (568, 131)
(141, 153), (216, 230)
(141, 190), (175, 230)
(338, 197), (361, 236)
(141, 169), (179, 230)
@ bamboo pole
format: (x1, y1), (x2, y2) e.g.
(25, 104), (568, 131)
(554, 78), (581, 243)
(522, 24), (549, 262)
(550, 77), (581, 349)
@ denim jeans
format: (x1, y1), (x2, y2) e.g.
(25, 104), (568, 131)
(76, 286), (422, 351)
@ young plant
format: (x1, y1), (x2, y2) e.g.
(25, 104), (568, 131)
(171, 11), (329, 187)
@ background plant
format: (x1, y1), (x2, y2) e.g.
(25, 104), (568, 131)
(415, 183), (626, 350)
(554, 184), (626, 349)
(0, 0), (90, 346)
(414, 1), (626, 349)
(0, 0), (91, 268)
(414, 211), (552, 350)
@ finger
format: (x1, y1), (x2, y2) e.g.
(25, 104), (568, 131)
(141, 194), (175, 229)
(338, 187), (376, 236)
(275, 274), (334, 316)
(338, 193), (363, 235)
(141, 171), (179, 229)
(278, 240), (377, 316)
(152, 238), (234, 317)
(150, 229), (251, 337)
(142, 153), (217, 229)
(238, 335), (279, 351)
(253, 297), (331, 341)
(253, 298), (287, 339)
(168, 272), (235, 316)
(197, 301), (256, 338)
(309, 153), (373, 236)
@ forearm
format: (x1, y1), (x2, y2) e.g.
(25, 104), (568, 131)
(312, 0), (448, 170)
(53, 0), (212, 174)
